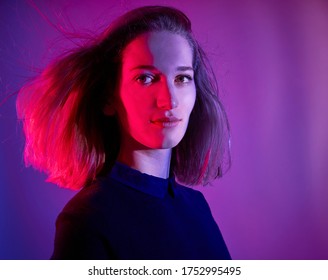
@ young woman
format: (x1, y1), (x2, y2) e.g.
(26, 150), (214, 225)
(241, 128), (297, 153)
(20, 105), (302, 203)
(16, 6), (231, 260)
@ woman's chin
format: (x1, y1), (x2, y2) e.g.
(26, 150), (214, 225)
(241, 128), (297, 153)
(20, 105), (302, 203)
(151, 137), (182, 150)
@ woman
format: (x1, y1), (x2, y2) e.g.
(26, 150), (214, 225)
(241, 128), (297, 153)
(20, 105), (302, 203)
(16, 6), (231, 260)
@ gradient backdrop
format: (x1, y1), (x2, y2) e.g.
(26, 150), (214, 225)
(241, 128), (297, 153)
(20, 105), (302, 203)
(1, 0), (327, 259)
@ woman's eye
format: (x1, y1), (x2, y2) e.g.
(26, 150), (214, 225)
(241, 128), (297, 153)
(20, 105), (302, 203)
(136, 74), (156, 85)
(175, 75), (193, 84)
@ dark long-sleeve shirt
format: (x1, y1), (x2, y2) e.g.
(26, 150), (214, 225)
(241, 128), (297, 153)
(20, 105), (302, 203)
(51, 162), (231, 260)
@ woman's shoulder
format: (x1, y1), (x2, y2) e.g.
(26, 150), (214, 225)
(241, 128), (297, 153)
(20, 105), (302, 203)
(58, 177), (117, 219)
(174, 181), (205, 197)
(51, 178), (116, 260)
(173, 182), (209, 204)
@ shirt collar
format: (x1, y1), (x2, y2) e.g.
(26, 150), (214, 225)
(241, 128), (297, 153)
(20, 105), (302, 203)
(109, 162), (176, 198)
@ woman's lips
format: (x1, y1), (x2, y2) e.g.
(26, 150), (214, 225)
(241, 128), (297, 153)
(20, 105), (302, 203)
(150, 117), (182, 128)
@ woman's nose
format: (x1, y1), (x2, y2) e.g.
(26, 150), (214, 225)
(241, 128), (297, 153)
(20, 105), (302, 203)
(156, 82), (178, 109)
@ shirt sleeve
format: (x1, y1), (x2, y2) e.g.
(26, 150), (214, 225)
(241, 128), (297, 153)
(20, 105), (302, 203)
(192, 190), (232, 260)
(50, 211), (112, 260)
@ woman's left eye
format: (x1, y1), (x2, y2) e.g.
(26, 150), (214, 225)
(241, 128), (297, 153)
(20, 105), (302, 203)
(175, 75), (193, 84)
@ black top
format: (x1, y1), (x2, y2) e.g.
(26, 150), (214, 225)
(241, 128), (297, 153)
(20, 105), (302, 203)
(51, 162), (231, 260)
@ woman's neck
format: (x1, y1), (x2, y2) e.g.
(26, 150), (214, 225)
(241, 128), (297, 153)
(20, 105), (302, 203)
(117, 142), (172, 179)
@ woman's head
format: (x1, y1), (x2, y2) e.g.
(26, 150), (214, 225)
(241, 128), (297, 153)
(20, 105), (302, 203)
(108, 31), (196, 153)
(16, 6), (230, 189)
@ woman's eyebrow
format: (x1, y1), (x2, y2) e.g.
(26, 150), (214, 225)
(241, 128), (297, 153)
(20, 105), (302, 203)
(176, 66), (194, 72)
(131, 65), (157, 71)
(131, 65), (194, 71)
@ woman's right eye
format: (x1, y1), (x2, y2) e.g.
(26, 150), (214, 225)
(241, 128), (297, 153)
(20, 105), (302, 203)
(135, 74), (155, 85)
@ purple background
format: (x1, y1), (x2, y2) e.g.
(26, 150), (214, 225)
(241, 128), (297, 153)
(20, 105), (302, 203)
(1, 0), (327, 259)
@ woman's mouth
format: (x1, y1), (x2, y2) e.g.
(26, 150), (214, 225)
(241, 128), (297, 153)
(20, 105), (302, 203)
(150, 117), (182, 128)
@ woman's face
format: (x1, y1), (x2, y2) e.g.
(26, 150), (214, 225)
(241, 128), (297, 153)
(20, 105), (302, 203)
(111, 31), (196, 150)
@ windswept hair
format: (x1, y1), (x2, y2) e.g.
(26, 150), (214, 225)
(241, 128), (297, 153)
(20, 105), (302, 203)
(16, 6), (230, 190)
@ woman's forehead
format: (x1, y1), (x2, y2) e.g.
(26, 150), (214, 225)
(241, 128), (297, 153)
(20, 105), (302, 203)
(121, 31), (193, 72)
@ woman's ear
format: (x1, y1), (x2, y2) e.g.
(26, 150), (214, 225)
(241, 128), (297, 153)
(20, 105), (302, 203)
(103, 101), (116, 116)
